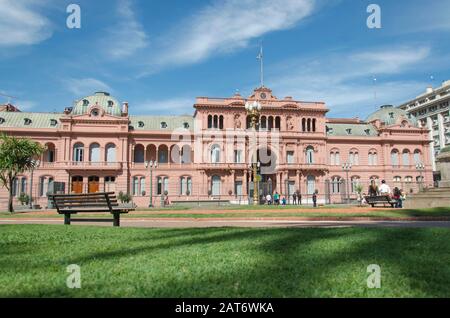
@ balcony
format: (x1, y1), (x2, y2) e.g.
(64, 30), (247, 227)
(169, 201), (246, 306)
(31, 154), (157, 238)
(40, 161), (122, 170)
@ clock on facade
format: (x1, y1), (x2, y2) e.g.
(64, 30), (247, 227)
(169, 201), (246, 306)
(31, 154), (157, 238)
(260, 92), (267, 99)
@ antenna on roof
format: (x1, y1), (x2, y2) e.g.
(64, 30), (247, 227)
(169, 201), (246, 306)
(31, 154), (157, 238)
(256, 40), (264, 88)
(0, 92), (18, 104)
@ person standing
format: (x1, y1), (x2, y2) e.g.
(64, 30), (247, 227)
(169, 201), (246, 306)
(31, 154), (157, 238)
(312, 191), (318, 208)
(392, 187), (401, 208)
(297, 191), (302, 205)
(292, 192), (297, 205)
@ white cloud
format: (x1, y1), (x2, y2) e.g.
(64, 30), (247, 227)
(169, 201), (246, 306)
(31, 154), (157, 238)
(131, 97), (195, 115)
(0, 0), (52, 47)
(154, 0), (316, 67)
(269, 45), (432, 117)
(63, 78), (112, 97)
(102, 0), (148, 59)
(17, 100), (37, 111)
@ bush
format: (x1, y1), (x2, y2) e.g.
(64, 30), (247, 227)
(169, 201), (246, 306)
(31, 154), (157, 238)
(18, 193), (30, 205)
(118, 191), (132, 203)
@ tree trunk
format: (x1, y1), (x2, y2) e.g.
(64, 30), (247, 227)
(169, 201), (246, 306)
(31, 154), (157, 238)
(8, 178), (14, 213)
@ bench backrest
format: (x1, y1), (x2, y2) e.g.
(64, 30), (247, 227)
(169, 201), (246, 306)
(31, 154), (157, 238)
(50, 192), (118, 213)
(365, 195), (394, 203)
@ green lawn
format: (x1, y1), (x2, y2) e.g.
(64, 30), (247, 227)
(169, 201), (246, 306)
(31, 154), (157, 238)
(2, 207), (450, 219)
(1, 225), (450, 297)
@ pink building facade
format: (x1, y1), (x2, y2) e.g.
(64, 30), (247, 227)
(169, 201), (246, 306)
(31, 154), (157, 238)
(0, 87), (433, 209)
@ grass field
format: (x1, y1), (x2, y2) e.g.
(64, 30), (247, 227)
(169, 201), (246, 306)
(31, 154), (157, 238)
(1, 224), (450, 297)
(1, 207), (450, 219)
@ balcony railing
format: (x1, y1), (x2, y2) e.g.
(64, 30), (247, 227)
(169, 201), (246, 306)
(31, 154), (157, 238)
(39, 161), (122, 170)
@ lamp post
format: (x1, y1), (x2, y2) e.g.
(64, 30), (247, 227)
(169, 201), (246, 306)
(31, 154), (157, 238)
(145, 160), (157, 207)
(245, 100), (262, 205)
(29, 159), (40, 209)
(342, 162), (352, 203)
(415, 162), (425, 191)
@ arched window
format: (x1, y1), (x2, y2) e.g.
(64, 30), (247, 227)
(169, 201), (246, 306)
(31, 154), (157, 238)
(368, 150), (377, 166)
(391, 149), (399, 167)
(132, 176), (146, 196)
(331, 176), (342, 194)
(302, 118), (306, 132)
(211, 175), (221, 196)
(393, 176), (401, 182)
(260, 116), (267, 129)
(181, 145), (191, 164)
(207, 115), (212, 129)
(307, 118), (311, 132)
(312, 119), (316, 132)
(211, 144), (221, 163)
(219, 115), (224, 129)
(306, 175), (315, 195)
(275, 116), (281, 130)
(330, 150), (340, 166)
(180, 176), (192, 195)
(213, 115), (218, 129)
(39, 176), (54, 197)
(44, 143), (56, 163)
(158, 145), (168, 163)
(402, 150), (410, 167)
(349, 150), (359, 165)
(73, 143), (84, 162)
(89, 143), (100, 162)
(268, 116), (274, 130)
(413, 150), (422, 165)
(134, 144), (145, 163)
(306, 146), (314, 164)
(105, 144), (116, 162)
(157, 176), (169, 195)
(351, 176), (361, 193)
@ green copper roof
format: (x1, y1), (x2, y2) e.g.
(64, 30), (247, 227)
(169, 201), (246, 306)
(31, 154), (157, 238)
(367, 105), (418, 127)
(0, 112), (62, 129)
(441, 146), (450, 153)
(129, 115), (194, 131)
(326, 123), (378, 136)
(72, 92), (122, 116)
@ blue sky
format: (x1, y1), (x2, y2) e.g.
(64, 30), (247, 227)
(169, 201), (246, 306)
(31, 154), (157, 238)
(0, 0), (449, 118)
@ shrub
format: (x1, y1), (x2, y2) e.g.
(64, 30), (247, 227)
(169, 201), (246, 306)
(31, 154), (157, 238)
(18, 193), (30, 205)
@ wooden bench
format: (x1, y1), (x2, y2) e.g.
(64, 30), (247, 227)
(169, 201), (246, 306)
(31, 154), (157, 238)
(50, 192), (134, 227)
(364, 195), (398, 208)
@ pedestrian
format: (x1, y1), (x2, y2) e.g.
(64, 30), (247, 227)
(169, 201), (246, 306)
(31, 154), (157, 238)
(297, 191), (302, 205)
(273, 192), (280, 205)
(266, 193), (272, 205)
(292, 192), (297, 205)
(281, 197), (286, 206)
(393, 187), (401, 208)
(312, 190), (318, 207)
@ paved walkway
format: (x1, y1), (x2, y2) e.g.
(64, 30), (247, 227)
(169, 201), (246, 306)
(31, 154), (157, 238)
(1, 218), (450, 228)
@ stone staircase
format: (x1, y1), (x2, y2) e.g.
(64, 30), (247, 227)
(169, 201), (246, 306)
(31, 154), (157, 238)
(404, 187), (450, 209)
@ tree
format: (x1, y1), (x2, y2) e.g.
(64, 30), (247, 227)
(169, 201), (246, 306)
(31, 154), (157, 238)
(0, 134), (44, 213)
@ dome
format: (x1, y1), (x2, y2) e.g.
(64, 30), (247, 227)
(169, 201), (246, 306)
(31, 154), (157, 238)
(72, 92), (122, 116)
(366, 105), (418, 127)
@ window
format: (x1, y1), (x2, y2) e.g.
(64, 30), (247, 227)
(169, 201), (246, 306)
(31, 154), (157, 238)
(105, 176), (116, 192)
(91, 109), (99, 117)
(134, 145), (145, 163)
(402, 150), (410, 166)
(180, 177), (192, 195)
(211, 144), (220, 163)
(132, 176), (145, 196)
(413, 150), (422, 165)
(391, 149), (399, 167)
(82, 99), (89, 107)
(24, 118), (32, 125)
(349, 150), (359, 165)
(286, 151), (295, 164)
(306, 175), (315, 195)
(393, 176), (401, 182)
(351, 176), (360, 193)
(138, 121), (144, 128)
(405, 176), (413, 183)
(89, 143), (100, 162)
(105, 144), (116, 162)
(160, 122), (167, 129)
(50, 119), (58, 126)
(331, 177), (342, 194)
(346, 128), (352, 135)
(235, 181), (243, 197)
(73, 143), (84, 162)
(12, 177), (27, 197)
(39, 176), (54, 197)
(157, 176), (169, 195)
(364, 129), (371, 135)
(0, 117), (5, 124)
(183, 122), (190, 129)
(368, 151), (377, 165)
(211, 175), (221, 196)
(330, 151), (340, 166)
(305, 146), (314, 164)
(234, 150), (242, 163)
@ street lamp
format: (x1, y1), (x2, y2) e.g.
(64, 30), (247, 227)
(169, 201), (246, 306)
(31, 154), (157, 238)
(342, 162), (352, 204)
(145, 160), (157, 207)
(245, 100), (262, 205)
(415, 162), (425, 191)
(29, 159), (40, 209)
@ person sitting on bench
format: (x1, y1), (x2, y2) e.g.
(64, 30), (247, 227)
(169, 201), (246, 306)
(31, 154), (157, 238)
(378, 180), (391, 197)
(368, 180), (379, 197)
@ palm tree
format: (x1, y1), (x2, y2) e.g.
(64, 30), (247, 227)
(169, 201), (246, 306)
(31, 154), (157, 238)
(0, 134), (44, 213)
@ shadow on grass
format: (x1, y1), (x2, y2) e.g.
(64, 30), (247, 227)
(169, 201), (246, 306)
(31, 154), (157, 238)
(4, 225), (450, 297)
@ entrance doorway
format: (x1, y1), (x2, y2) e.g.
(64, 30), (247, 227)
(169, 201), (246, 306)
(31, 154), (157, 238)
(71, 176), (83, 194)
(88, 176), (100, 193)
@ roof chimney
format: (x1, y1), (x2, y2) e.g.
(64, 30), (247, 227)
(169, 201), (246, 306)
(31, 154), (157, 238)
(426, 86), (433, 94)
(122, 102), (129, 116)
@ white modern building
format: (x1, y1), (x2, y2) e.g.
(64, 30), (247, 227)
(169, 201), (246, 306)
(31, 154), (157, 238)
(398, 80), (450, 174)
